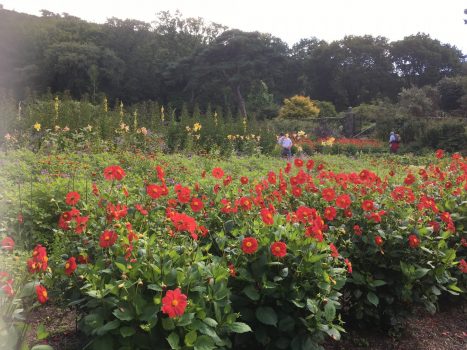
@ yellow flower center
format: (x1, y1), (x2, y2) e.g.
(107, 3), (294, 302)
(246, 242), (252, 247)
(42, 290), (48, 298)
(65, 263), (70, 269)
(171, 300), (179, 307)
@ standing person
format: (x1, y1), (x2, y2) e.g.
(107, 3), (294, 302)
(278, 132), (292, 159)
(389, 131), (399, 153)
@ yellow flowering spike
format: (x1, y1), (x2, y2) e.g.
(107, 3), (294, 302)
(33, 122), (41, 131)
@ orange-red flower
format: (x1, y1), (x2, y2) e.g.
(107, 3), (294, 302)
(459, 259), (467, 273)
(321, 188), (336, 202)
(190, 197), (204, 212)
(212, 167), (224, 179)
(260, 208), (274, 225)
(335, 194), (351, 209)
(240, 176), (249, 185)
(270, 241), (287, 258)
(329, 243), (339, 258)
(65, 191), (80, 206)
(306, 159), (314, 170)
(1, 236), (14, 251)
(294, 158), (304, 168)
(435, 149), (444, 159)
(103, 165), (126, 181)
(242, 237), (258, 254)
(99, 230), (118, 248)
(161, 288), (188, 318)
(324, 206), (337, 221)
(64, 257), (77, 276)
(36, 285), (48, 304)
(361, 200), (374, 211)
(408, 234), (420, 248)
(344, 258), (352, 274)
(374, 236), (383, 246)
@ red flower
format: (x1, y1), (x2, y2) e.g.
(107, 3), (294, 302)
(228, 263), (237, 277)
(335, 194), (351, 209)
(212, 167), (224, 179)
(239, 197), (252, 211)
(404, 173), (416, 185)
(324, 206), (337, 221)
(267, 171), (277, 185)
(270, 241), (287, 258)
(306, 159), (314, 170)
(64, 257), (77, 276)
(408, 234), (420, 248)
(242, 237), (258, 254)
(260, 208), (274, 225)
(291, 186), (302, 198)
(294, 158), (304, 168)
(36, 285), (48, 304)
(329, 243), (339, 258)
(161, 288), (188, 318)
(190, 197), (204, 212)
(321, 188), (336, 202)
(344, 258), (353, 274)
(99, 230), (118, 248)
(353, 225), (363, 236)
(65, 191), (80, 206)
(459, 259), (467, 274)
(103, 165), (126, 181)
(435, 149), (444, 159)
(361, 200), (374, 211)
(240, 176), (249, 185)
(1, 236), (15, 251)
(374, 236), (383, 246)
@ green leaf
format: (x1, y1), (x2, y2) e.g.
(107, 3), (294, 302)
(367, 292), (379, 306)
(167, 332), (180, 350)
(113, 307), (134, 321)
(120, 326), (136, 338)
(413, 268), (430, 279)
(370, 280), (387, 287)
(31, 346), (54, 350)
(447, 284), (462, 293)
(147, 284), (162, 292)
(162, 318), (175, 330)
(228, 322), (252, 333)
(194, 335), (216, 350)
(255, 306), (278, 326)
(243, 285), (260, 301)
(278, 315), (295, 332)
(96, 319), (120, 336)
(324, 302), (336, 322)
(442, 249), (456, 264)
(325, 327), (341, 341)
(114, 262), (129, 273)
(202, 317), (218, 328)
(185, 330), (198, 346)
(177, 312), (195, 327)
(36, 323), (49, 340)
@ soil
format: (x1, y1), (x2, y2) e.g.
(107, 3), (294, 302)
(25, 299), (466, 350)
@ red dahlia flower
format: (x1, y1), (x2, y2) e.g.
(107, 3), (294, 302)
(374, 236), (383, 246)
(242, 237), (258, 254)
(161, 288), (188, 318)
(103, 165), (126, 181)
(270, 241), (287, 258)
(335, 194), (352, 209)
(408, 234), (420, 248)
(1, 236), (15, 251)
(212, 167), (224, 179)
(64, 257), (77, 276)
(36, 285), (48, 304)
(65, 191), (80, 206)
(260, 208), (274, 225)
(435, 149), (444, 159)
(321, 188), (336, 202)
(99, 230), (118, 248)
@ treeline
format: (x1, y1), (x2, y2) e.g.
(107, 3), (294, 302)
(0, 8), (466, 118)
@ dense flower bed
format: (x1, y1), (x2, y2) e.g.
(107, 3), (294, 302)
(1, 150), (466, 350)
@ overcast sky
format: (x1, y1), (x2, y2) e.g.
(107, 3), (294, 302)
(2, 0), (466, 54)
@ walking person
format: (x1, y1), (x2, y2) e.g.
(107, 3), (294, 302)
(278, 132), (292, 159)
(389, 131), (400, 153)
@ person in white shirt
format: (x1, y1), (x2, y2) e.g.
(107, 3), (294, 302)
(278, 133), (292, 159)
